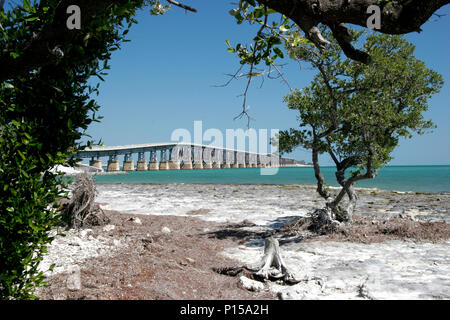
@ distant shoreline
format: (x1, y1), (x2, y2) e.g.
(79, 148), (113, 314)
(55, 164), (450, 194)
(91, 181), (450, 195)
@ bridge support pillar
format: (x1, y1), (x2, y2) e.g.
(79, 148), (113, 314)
(159, 161), (170, 170)
(136, 152), (147, 171)
(211, 149), (222, 170)
(235, 151), (244, 168)
(148, 149), (159, 170)
(159, 149), (170, 170)
(202, 147), (213, 169)
(221, 163), (231, 169)
(244, 153), (249, 168)
(203, 162), (213, 169)
(256, 155), (262, 168)
(167, 146), (181, 170)
(193, 162), (203, 170)
(89, 159), (103, 171)
(192, 146), (203, 169)
(169, 160), (181, 170)
(181, 161), (193, 170)
(107, 160), (120, 172)
(123, 153), (134, 171)
(149, 162), (159, 171)
(137, 160), (147, 171)
(123, 161), (134, 171)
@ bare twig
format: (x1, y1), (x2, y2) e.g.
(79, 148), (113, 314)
(166, 0), (197, 12)
(430, 12), (446, 22)
(271, 63), (293, 92)
(231, 7), (270, 128)
(212, 65), (245, 88)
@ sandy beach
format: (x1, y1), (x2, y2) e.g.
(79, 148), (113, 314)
(37, 184), (450, 300)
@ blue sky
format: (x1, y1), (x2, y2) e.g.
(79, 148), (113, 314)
(78, 1), (449, 165)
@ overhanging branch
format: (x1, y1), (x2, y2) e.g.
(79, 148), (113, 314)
(0, 0), (198, 82)
(258, 0), (450, 64)
(166, 0), (197, 12)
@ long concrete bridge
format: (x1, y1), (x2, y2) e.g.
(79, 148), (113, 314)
(76, 142), (288, 172)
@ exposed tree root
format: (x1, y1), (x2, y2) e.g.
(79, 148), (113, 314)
(62, 172), (110, 228)
(214, 237), (300, 285)
(307, 208), (341, 234)
(275, 208), (343, 236)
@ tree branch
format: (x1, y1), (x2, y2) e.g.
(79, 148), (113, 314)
(0, 0), (198, 82)
(330, 149), (375, 208)
(1, 0), (448, 81)
(166, 0), (197, 13)
(312, 127), (332, 200)
(259, 0), (450, 63)
(0, 0), (137, 82)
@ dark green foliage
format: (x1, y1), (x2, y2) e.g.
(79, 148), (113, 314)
(279, 30), (443, 219)
(0, 0), (151, 299)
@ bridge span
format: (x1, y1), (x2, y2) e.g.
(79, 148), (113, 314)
(76, 142), (292, 172)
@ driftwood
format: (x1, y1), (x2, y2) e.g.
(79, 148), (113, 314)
(63, 172), (109, 228)
(309, 207), (342, 234)
(214, 236), (300, 285)
(276, 208), (343, 237)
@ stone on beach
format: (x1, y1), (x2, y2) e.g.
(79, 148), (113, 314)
(161, 226), (171, 234)
(128, 217), (142, 224)
(66, 265), (81, 291)
(185, 257), (195, 264)
(102, 224), (115, 232)
(239, 276), (265, 292)
(80, 229), (92, 238)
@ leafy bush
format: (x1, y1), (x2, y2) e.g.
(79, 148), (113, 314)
(0, 0), (149, 299)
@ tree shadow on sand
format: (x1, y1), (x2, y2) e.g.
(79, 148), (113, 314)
(203, 215), (309, 247)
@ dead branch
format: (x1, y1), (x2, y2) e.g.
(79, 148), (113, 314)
(166, 0), (197, 13)
(214, 236), (301, 285)
(63, 172), (110, 228)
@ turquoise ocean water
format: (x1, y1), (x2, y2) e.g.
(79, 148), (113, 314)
(92, 165), (450, 194)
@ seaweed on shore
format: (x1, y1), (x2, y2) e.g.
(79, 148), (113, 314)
(277, 215), (450, 244)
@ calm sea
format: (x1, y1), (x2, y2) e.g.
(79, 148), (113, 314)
(92, 165), (450, 194)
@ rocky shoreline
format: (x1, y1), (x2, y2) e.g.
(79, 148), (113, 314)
(93, 183), (450, 224)
(37, 184), (450, 300)
(37, 211), (276, 300)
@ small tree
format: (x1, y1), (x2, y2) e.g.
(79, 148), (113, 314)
(279, 30), (443, 225)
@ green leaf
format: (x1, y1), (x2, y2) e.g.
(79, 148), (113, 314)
(273, 47), (284, 58)
(25, 16), (39, 22)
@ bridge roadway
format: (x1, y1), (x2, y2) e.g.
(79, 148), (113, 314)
(76, 142), (282, 171)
